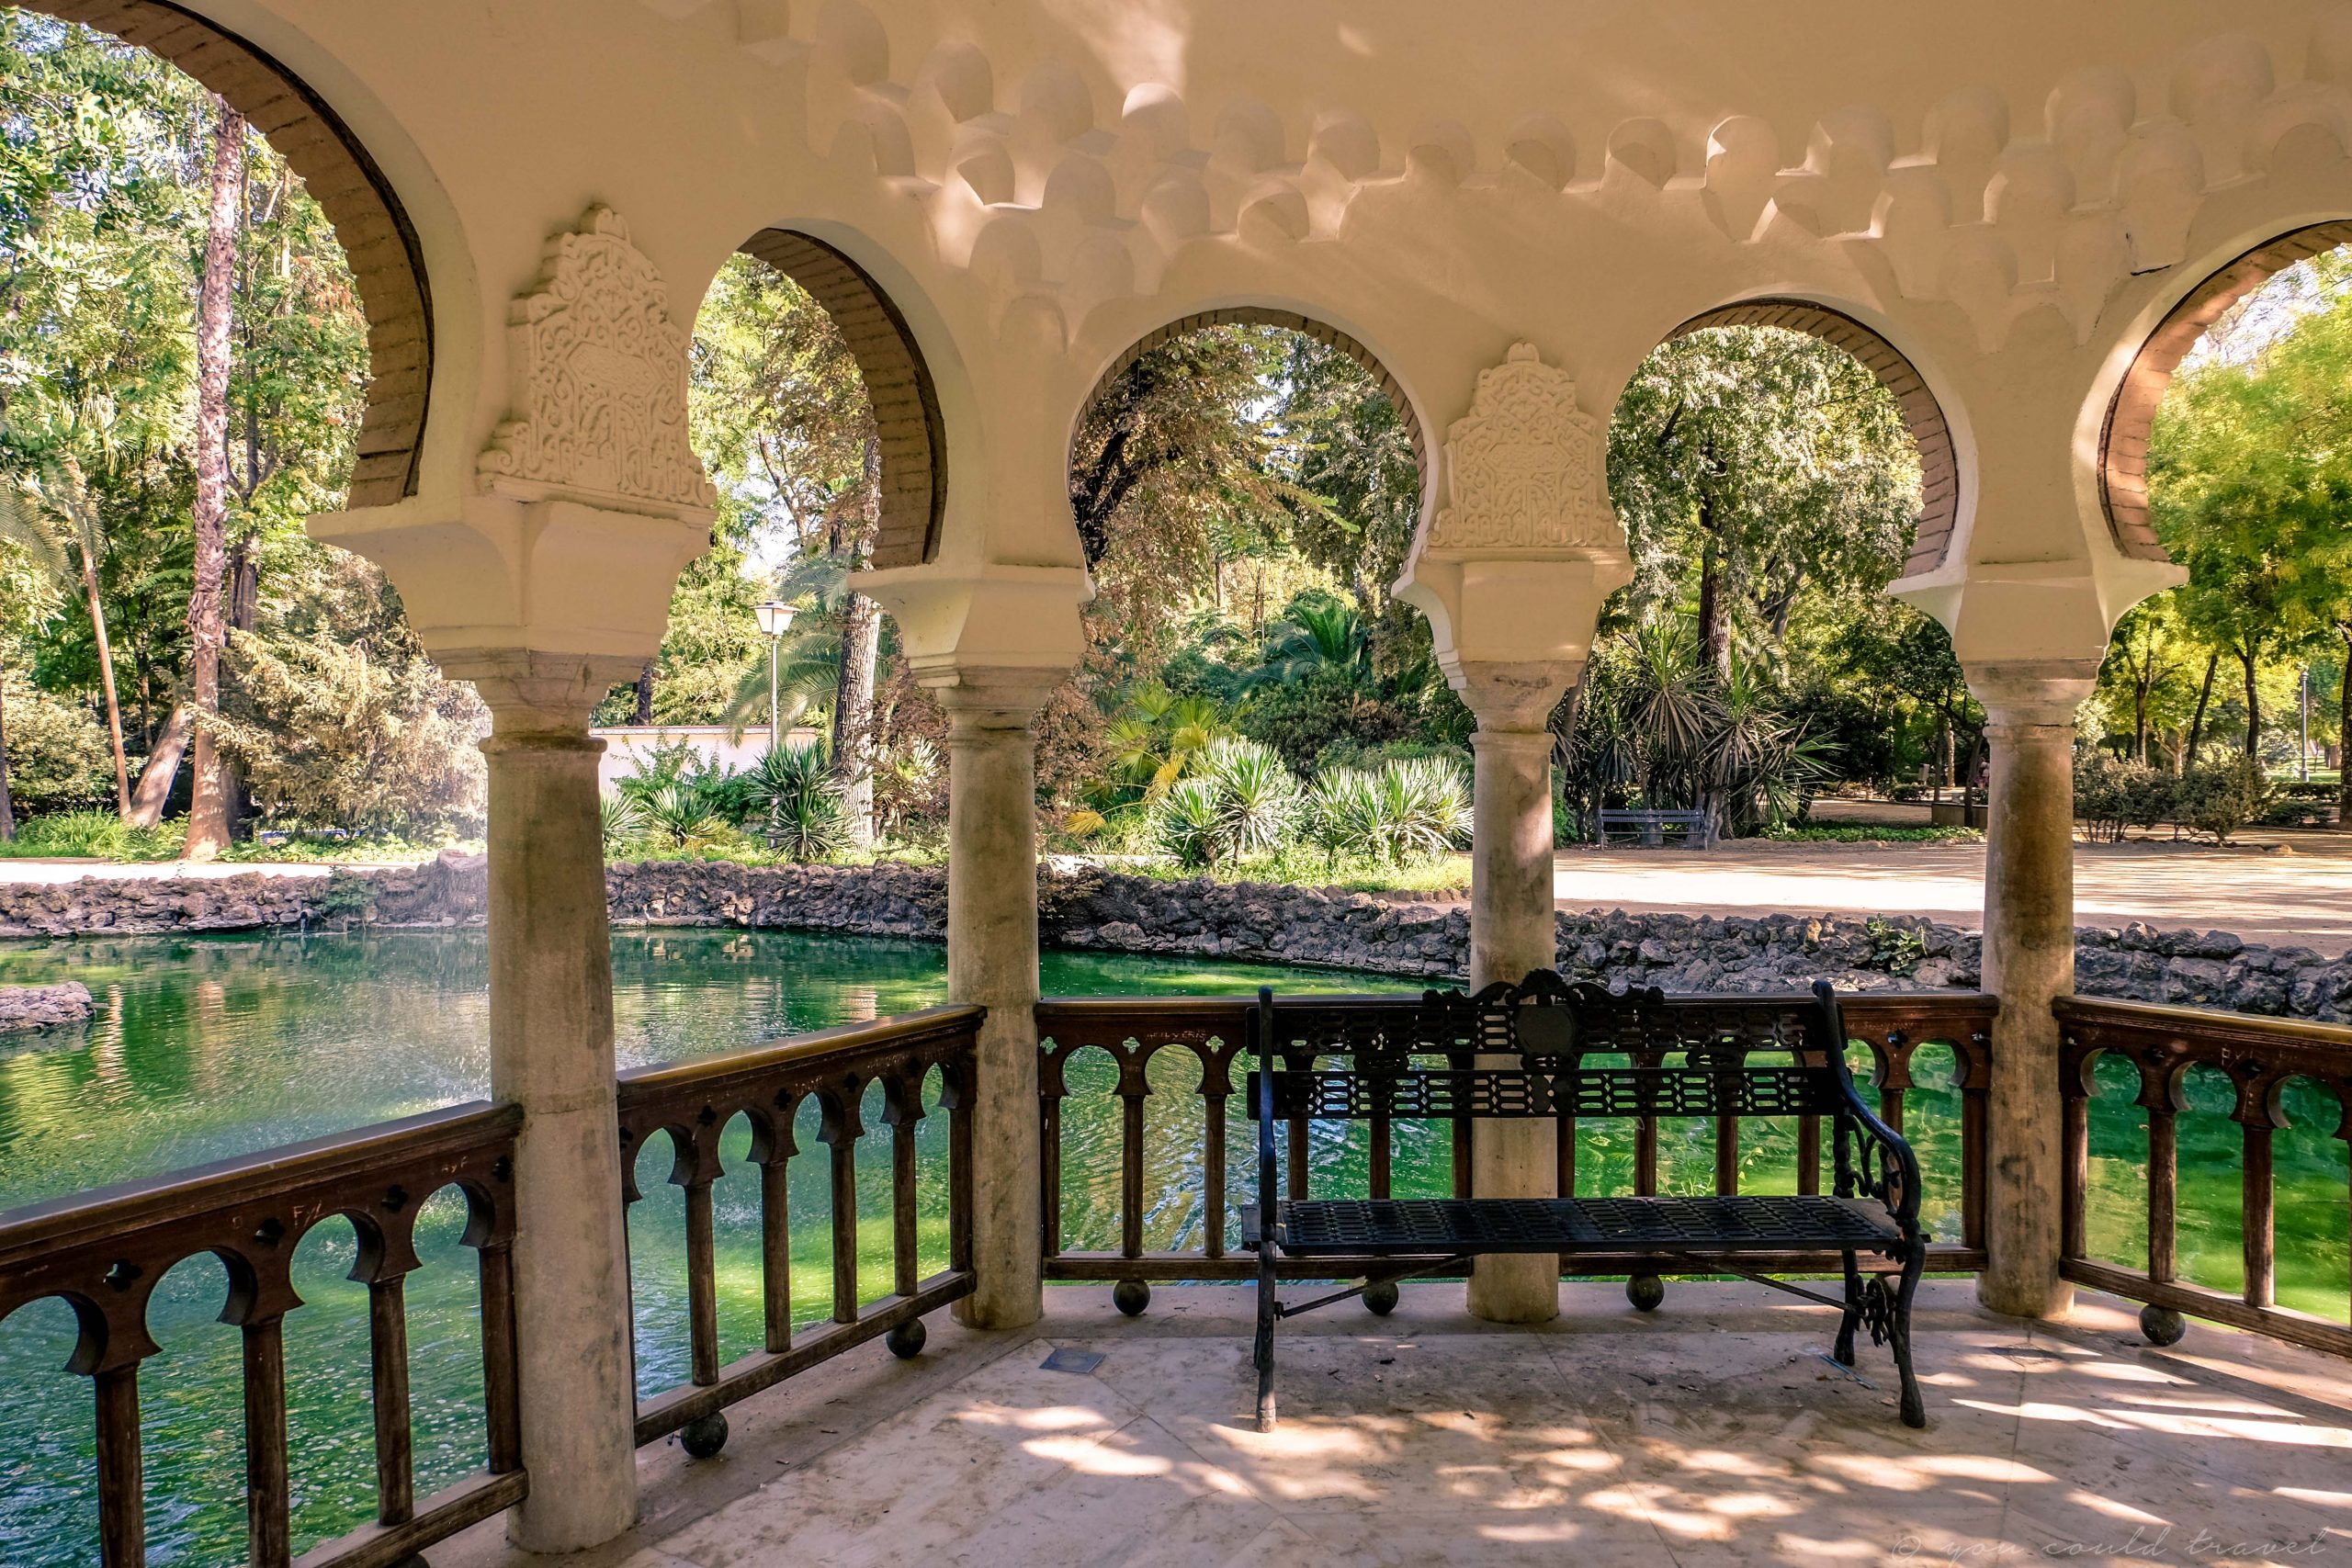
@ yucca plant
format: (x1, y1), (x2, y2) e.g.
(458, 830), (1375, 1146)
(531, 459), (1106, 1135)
(1151, 776), (1227, 868)
(1375, 756), (1473, 861)
(639, 779), (729, 850)
(600, 792), (648, 854)
(1204, 737), (1297, 862)
(746, 741), (852, 863)
(1148, 738), (1297, 867)
(1303, 767), (1383, 864)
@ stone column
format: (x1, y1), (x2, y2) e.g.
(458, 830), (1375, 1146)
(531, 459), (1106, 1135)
(1968, 660), (2097, 1321)
(1456, 669), (1577, 1323)
(936, 670), (1060, 1329)
(473, 663), (641, 1551)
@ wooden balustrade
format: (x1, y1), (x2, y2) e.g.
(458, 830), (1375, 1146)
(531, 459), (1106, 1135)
(1038, 989), (1996, 1286)
(2056, 996), (2352, 1357)
(615, 1005), (982, 1450)
(0, 1104), (526, 1568)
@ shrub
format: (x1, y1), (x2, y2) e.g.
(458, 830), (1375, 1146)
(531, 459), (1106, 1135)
(744, 742), (853, 863)
(2, 681), (114, 814)
(601, 792), (648, 853)
(0, 810), (187, 861)
(1302, 767), (1382, 863)
(2177, 756), (2270, 844)
(638, 778), (733, 850)
(2074, 752), (2160, 843)
(1149, 738), (1297, 868)
(210, 627), (488, 838)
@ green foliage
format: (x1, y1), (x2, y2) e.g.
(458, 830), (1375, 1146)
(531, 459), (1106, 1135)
(2176, 756), (2272, 844)
(2072, 752), (2273, 844)
(1863, 917), (1928, 978)
(1559, 623), (1828, 840)
(0, 675), (111, 811)
(0, 807), (180, 859)
(601, 791), (648, 852)
(636, 778), (734, 851)
(1609, 325), (1919, 666)
(1148, 737), (1298, 868)
(206, 626), (486, 837)
(1301, 755), (1472, 865)
(744, 741), (852, 863)
(1758, 824), (1983, 844)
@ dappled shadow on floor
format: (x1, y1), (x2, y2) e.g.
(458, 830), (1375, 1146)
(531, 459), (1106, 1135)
(469, 1281), (2352, 1567)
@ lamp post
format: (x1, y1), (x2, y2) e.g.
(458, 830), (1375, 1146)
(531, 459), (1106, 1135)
(755, 600), (796, 750)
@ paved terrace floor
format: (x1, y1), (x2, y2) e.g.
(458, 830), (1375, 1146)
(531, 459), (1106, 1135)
(438, 1283), (2352, 1568)
(1555, 833), (2352, 955)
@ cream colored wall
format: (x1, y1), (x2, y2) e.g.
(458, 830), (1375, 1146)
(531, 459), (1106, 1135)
(183, 0), (2352, 670)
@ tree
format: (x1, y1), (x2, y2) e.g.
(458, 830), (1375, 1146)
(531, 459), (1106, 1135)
(182, 96), (244, 858)
(0, 453), (130, 812)
(2149, 250), (2352, 794)
(688, 253), (886, 841)
(1609, 326), (1919, 677)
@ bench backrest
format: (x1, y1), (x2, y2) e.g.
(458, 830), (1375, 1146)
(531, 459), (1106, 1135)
(1251, 970), (1852, 1122)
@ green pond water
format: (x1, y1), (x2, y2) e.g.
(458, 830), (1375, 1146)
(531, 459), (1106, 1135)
(0, 929), (2344, 1565)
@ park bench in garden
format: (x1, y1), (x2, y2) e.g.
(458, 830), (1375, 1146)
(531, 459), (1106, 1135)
(1597, 807), (1716, 847)
(1245, 971), (1928, 1430)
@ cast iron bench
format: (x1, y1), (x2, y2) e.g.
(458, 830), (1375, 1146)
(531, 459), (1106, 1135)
(1597, 807), (1716, 848)
(1245, 971), (1926, 1430)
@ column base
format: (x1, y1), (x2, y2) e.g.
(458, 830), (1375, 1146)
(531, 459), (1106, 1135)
(1466, 1255), (1561, 1324)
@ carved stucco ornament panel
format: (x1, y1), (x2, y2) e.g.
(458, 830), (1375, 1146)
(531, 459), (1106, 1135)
(478, 206), (718, 520)
(1421, 343), (1623, 558)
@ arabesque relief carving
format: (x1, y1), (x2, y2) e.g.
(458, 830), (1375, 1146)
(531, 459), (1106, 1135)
(479, 206), (718, 518)
(1424, 343), (1623, 556)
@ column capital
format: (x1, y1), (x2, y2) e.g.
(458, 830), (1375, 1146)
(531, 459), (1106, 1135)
(861, 562), (1085, 732)
(929, 665), (1066, 734)
(454, 649), (639, 734)
(1963, 658), (2100, 727)
(1470, 722), (1563, 758)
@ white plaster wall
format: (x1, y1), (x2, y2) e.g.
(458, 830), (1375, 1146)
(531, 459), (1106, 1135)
(591, 724), (822, 794)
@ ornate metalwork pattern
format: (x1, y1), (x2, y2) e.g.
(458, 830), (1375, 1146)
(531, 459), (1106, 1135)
(0, 1105), (525, 1568)
(616, 1005), (983, 1449)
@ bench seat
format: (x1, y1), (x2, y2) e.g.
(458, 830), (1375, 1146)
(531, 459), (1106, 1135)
(1261, 1195), (1904, 1256)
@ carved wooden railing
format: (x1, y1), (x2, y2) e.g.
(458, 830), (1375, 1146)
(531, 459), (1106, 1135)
(2056, 996), (2352, 1357)
(616, 1004), (981, 1451)
(1038, 989), (1996, 1290)
(0, 1104), (526, 1568)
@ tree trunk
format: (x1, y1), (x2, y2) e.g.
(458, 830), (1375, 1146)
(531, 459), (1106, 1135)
(127, 704), (194, 829)
(633, 660), (655, 726)
(81, 566), (132, 817)
(829, 436), (882, 849)
(2185, 651), (2219, 770)
(2340, 628), (2352, 826)
(1693, 492), (1726, 676)
(2241, 645), (2262, 759)
(0, 677), (14, 840)
(184, 100), (244, 860)
(222, 542), (258, 834)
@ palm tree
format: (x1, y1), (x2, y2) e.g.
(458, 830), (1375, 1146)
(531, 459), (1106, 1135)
(1252, 594), (1372, 688)
(0, 462), (130, 817)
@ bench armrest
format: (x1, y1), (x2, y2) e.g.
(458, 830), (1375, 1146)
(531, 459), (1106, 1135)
(1814, 981), (1925, 1236)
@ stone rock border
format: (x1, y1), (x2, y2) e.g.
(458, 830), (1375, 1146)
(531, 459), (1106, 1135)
(0, 982), (94, 1033)
(3, 853), (2346, 1024)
